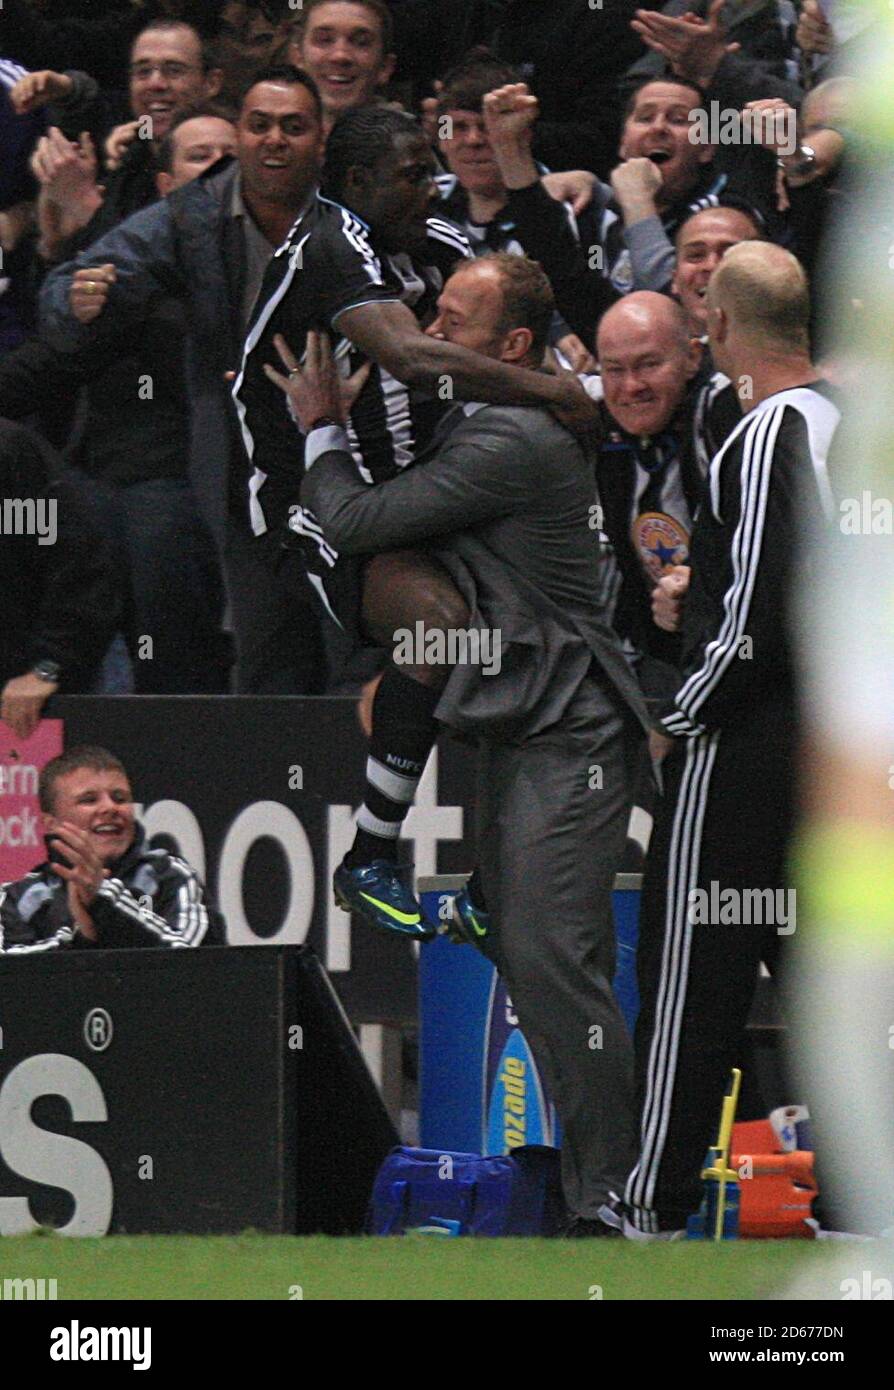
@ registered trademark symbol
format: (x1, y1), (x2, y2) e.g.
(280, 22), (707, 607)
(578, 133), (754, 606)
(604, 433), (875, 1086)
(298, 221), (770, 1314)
(83, 1008), (113, 1052)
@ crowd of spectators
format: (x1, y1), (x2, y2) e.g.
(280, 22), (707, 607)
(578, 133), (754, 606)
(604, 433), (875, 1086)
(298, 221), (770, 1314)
(0, 0), (863, 720)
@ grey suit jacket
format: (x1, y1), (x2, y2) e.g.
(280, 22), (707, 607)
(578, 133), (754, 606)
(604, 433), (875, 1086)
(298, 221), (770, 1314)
(301, 403), (650, 742)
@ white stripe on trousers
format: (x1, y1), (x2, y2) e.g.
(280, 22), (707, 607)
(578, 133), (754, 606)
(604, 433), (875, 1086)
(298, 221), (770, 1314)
(626, 730), (720, 1231)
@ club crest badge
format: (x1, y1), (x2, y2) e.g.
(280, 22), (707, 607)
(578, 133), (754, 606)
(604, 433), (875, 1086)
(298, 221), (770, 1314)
(610, 248), (634, 293)
(631, 511), (690, 584)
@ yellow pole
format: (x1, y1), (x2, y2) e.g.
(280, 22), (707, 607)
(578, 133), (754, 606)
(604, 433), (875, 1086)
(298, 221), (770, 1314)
(704, 1068), (742, 1241)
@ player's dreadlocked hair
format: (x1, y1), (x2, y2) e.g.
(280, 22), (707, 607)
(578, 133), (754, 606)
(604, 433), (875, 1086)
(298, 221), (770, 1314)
(322, 106), (422, 201)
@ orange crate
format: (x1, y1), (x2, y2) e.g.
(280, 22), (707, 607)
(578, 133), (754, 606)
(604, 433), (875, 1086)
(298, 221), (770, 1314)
(731, 1119), (818, 1238)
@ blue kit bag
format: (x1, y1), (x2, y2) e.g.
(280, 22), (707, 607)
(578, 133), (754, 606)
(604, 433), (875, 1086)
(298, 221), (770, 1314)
(367, 1144), (565, 1236)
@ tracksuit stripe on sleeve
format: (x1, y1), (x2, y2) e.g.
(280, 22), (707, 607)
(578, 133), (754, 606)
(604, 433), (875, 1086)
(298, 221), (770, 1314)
(673, 406), (783, 729)
(178, 871), (209, 946)
(98, 879), (189, 944)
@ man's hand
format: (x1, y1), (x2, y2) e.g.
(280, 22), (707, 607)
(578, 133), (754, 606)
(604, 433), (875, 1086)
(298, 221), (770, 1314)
(742, 98), (799, 157)
(631, 0), (740, 87)
(482, 82), (539, 149)
(0, 672), (57, 740)
(70, 263), (117, 324)
(542, 168), (598, 216)
(31, 128), (98, 200)
(48, 824), (107, 908)
(31, 129), (101, 246)
(556, 332), (598, 375)
(796, 0), (834, 56)
(743, 99), (846, 206)
(263, 330), (345, 433)
(67, 880), (98, 940)
(652, 564), (690, 632)
(482, 84), (541, 192)
(610, 156), (663, 225)
(104, 119), (142, 172)
(9, 69), (73, 115)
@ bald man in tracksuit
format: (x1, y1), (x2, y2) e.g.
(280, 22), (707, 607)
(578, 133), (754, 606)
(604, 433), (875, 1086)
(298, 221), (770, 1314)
(621, 242), (842, 1238)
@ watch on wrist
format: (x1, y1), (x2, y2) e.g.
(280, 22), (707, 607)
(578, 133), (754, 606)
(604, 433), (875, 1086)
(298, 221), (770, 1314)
(308, 415), (340, 433)
(778, 144), (816, 179)
(31, 659), (61, 684)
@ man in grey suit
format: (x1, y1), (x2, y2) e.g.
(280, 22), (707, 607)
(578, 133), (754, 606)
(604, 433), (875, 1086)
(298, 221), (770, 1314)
(269, 253), (651, 1233)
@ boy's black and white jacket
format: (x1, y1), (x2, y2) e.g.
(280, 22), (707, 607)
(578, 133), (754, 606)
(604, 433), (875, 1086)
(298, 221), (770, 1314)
(0, 824), (220, 954)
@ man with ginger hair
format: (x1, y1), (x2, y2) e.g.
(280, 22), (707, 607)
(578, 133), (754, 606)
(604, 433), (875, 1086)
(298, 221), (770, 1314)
(613, 242), (843, 1239)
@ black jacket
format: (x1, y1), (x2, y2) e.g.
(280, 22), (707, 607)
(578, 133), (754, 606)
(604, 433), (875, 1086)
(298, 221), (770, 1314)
(0, 822), (222, 953)
(0, 418), (119, 689)
(501, 167), (747, 345)
(0, 300), (193, 486)
(40, 156), (253, 545)
(662, 383), (841, 736)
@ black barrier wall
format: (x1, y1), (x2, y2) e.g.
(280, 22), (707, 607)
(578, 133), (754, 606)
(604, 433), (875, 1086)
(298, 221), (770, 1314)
(0, 947), (398, 1236)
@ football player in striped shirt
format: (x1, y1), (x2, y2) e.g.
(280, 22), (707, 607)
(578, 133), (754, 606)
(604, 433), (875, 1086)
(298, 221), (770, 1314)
(236, 104), (595, 940)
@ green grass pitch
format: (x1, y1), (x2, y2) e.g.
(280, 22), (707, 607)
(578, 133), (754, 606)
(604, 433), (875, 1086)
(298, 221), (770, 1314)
(0, 1234), (853, 1300)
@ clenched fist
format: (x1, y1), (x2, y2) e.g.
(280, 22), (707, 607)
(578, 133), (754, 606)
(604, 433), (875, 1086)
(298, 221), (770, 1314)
(652, 564), (691, 632)
(482, 83), (539, 148)
(70, 264), (117, 324)
(610, 157), (663, 223)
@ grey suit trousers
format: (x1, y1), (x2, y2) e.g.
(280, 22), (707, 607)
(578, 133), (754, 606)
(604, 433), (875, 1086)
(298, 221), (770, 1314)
(475, 670), (638, 1218)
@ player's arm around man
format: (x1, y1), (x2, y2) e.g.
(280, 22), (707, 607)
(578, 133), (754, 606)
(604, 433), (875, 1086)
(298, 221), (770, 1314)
(266, 324), (547, 553)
